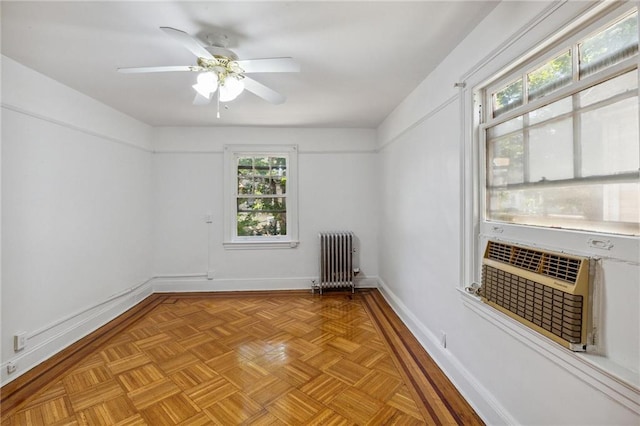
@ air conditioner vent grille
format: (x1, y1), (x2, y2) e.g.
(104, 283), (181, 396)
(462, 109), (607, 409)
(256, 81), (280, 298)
(512, 246), (543, 272)
(486, 241), (581, 284)
(542, 254), (581, 283)
(481, 265), (583, 343)
(486, 241), (512, 263)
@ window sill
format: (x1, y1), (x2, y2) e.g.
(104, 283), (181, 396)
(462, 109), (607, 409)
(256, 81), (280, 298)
(223, 240), (299, 250)
(457, 287), (640, 414)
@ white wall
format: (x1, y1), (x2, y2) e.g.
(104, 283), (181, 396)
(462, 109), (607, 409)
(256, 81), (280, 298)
(2, 2), (638, 423)
(1, 56), (154, 384)
(151, 127), (379, 291)
(377, 1), (639, 425)
(0, 57), (379, 384)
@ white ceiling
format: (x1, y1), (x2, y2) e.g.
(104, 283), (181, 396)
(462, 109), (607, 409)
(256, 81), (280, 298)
(1, 1), (498, 128)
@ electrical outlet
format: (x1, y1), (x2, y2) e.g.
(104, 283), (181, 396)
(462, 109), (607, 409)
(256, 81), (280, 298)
(14, 332), (27, 351)
(207, 270), (215, 280)
(7, 362), (16, 374)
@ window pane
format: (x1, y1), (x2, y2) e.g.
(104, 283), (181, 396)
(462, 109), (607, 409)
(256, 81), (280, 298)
(528, 97), (572, 125)
(487, 182), (640, 235)
(493, 78), (523, 117)
(529, 117), (574, 182)
(580, 69), (638, 107)
(238, 176), (286, 195)
(528, 51), (572, 101)
(579, 11), (639, 77)
(237, 197), (287, 236)
(237, 197), (286, 213)
(487, 133), (524, 186)
(487, 116), (523, 139)
(484, 10), (639, 236)
(237, 156), (287, 195)
(581, 96), (639, 177)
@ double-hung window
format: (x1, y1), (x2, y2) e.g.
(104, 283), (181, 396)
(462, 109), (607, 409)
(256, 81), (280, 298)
(482, 7), (639, 236)
(224, 145), (299, 249)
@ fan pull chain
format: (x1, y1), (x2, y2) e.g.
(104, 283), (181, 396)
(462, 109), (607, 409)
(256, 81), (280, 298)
(216, 89), (221, 119)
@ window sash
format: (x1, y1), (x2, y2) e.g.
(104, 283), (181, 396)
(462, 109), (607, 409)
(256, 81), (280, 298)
(481, 6), (638, 237)
(224, 145), (298, 248)
(486, 55), (637, 128)
(467, 2), (640, 292)
(483, 68), (639, 235)
(234, 155), (289, 238)
(486, 6), (638, 122)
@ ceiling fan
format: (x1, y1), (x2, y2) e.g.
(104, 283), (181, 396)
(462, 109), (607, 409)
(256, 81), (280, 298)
(118, 27), (300, 114)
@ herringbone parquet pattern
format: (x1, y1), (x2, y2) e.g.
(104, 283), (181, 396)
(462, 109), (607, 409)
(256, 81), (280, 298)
(2, 291), (482, 425)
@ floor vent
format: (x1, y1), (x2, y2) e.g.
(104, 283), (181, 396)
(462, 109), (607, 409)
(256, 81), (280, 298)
(480, 240), (591, 351)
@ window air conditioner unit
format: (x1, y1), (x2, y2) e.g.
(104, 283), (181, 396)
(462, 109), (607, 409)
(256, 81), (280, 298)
(480, 240), (591, 351)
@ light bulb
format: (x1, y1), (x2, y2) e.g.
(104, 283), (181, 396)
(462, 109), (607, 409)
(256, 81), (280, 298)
(219, 75), (245, 102)
(192, 72), (218, 98)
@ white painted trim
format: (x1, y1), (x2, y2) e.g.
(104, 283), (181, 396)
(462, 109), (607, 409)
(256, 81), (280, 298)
(1, 279), (154, 386)
(152, 150), (378, 155)
(459, 288), (640, 414)
(376, 278), (515, 425)
(223, 144), (299, 247)
(299, 150), (378, 155)
(27, 279), (153, 340)
(153, 151), (222, 155)
(378, 277), (640, 422)
(1, 103), (152, 153)
(151, 275), (380, 293)
(222, 240), (300, 250)
(459, 1), (568, 83)
(457, 3), (640, 394)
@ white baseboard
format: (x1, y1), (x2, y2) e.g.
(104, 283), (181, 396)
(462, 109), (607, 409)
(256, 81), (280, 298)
(376, 278), (515, 425)
(1, 280), (154, 386)
(151, 275), (380, 293)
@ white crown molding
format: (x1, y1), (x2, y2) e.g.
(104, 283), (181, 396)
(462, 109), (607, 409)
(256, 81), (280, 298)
(1, 103), (152, 153)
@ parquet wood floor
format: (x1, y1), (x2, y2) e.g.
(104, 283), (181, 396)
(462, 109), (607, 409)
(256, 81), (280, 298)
(1, 290), (483, 425)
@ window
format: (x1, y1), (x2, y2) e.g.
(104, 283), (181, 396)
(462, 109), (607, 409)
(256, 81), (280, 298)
(483, 8), (639, 236)
(224, 145), (298, 248)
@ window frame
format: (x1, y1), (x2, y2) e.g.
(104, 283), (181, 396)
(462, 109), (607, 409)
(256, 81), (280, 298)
(457, 1), (640, 397)
(223, 144), (299, 249)
(479, 4), (639, 239)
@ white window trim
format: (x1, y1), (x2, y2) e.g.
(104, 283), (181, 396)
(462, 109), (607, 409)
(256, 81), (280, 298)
(455, 0), (640, 410)
(470, 3), (639, 284)
(223, 144), (299, 249)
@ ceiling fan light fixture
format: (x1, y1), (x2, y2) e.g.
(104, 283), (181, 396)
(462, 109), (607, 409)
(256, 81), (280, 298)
(192, 72), (218, 98)
(120, 27), (298, 108)
(219, 75), (245, 102)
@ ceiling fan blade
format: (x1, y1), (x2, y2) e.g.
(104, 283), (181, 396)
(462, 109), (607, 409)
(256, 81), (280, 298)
(243, 76), (286, 104)
(160, 27), (214, 59)
(235, 58), (300, 73)
(193, 92), (213, 106)
(117, 65), (198, 74)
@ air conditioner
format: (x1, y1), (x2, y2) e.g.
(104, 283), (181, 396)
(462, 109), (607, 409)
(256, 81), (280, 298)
(480, 240), (591, 351)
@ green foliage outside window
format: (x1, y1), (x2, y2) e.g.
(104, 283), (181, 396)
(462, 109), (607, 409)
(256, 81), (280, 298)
(493, 79), (523, 117)
(527, 51), (572, 101)
(236, 156), (287, 237)
(492, 11), (638, 117)
(580, 12), (638, 75)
